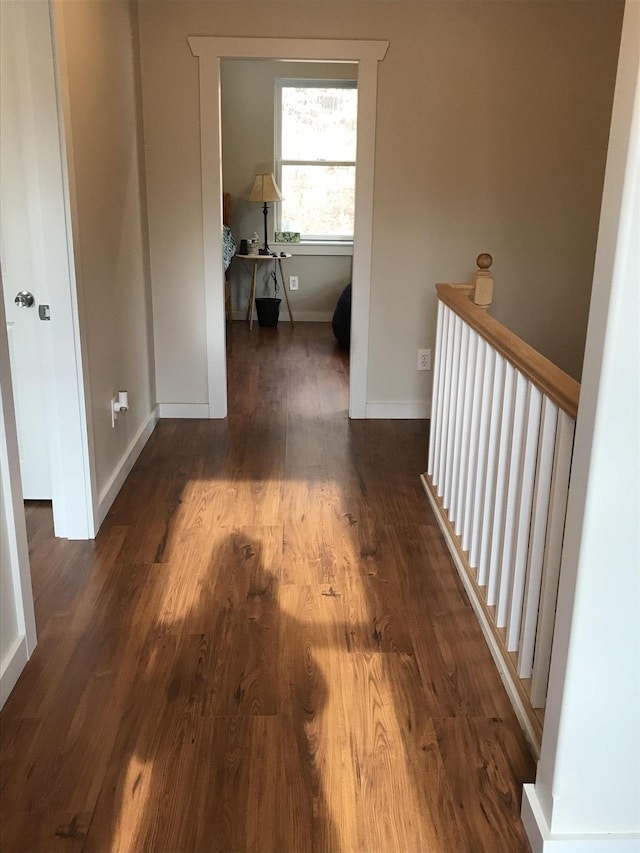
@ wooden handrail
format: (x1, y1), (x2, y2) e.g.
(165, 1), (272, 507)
(436, 282), (580, 420)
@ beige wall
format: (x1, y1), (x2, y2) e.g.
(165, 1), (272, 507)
(138, 0), (622, 410)
(221, 59), (353, 319)
(57, 0), (155, 495)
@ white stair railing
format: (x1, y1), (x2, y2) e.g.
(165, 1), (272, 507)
(422, 257), (580, 755)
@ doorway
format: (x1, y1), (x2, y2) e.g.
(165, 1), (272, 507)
(220, 58), (356, 394)
(188, 36), (388, 419)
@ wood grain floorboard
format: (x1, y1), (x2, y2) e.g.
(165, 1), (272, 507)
(1, 322), (534, 852)
(433, 717), (534, 853)
(282, 480), (337, 586)
(0, 811), (91, 852)
(349, 651), (464, 853)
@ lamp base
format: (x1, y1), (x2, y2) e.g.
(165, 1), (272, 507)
(259, 247), (272, 255)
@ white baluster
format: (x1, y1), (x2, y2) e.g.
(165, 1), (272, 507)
(443, 314), (463, 510)
(487, 361), (516, 606)
(450, 323), (471, 530)
(477, 352), (505, 587)
(428, 300), (445, 480)
(496, 371), (529, 628)
(461, 331), (483, 552)
(506, 382), (543, 651)
(435, 306), (456, 498)
(530, 411), (575, 708)
(518, 397), (558, 678)
(455, 329), (478, 541)
(469, 342), (494, 571)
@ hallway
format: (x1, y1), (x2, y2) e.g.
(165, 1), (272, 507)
(0, 322), (534, 852)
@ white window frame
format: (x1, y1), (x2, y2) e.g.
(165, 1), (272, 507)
(275, 78), (357, 243)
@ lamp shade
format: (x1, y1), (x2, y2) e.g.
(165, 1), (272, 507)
(248, 172), (283, 203)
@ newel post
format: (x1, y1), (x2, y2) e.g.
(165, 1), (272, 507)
(473, 253), (493, 309)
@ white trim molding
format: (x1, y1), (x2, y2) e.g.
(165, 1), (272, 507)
(188, 37), (387, 63)
(187, 36), (388, 419)
(95, 408), (159, 528)
(0, 636), (28, 709)
(522, 786), (640, 853)
(158, 403), (211, 419)
(366, 401), (431, 420)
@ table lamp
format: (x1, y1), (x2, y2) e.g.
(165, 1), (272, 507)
(248, 172), (283, 255)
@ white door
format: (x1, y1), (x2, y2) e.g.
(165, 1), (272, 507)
(1, 285), (51, 499)
(0, 0), (52, 499)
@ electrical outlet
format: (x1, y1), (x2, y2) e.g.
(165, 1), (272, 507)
(418, 349), (432, 371)
(289, 276), (299, 291)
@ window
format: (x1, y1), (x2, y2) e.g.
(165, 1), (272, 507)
(276, 79), (357, 242)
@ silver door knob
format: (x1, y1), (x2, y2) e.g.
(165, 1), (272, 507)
(14, 291), (35, 308)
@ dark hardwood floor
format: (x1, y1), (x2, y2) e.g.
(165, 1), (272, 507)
(0, 322), (535, 852)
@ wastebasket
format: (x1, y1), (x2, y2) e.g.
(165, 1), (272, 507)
(255, 297), (281, 328)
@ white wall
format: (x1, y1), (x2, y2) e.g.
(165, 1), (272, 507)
(138, 0), (622, 413)
(55, 0), (156, 519)
(522, 1), (640, 846)
(221, 59), (353, 319)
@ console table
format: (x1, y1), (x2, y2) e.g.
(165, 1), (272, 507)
(235, 254), (294, 331)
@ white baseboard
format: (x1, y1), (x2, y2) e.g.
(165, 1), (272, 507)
(366, 401), (430, 419)
(420, 473), (541, 759)
(522, 785), (640, 853)
(0, 634), (29, 709)
(157, 403), (210, 419)
(231, 310), (333, 323)
(96, 407), (159, 529)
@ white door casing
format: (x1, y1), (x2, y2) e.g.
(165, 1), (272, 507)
(0, 269), (37, 708)
(188, 37), (388, 419)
